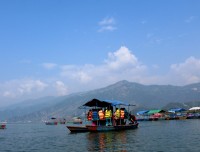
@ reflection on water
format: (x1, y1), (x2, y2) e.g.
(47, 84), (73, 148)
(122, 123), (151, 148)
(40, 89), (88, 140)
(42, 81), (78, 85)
(87, 131), (130, 152)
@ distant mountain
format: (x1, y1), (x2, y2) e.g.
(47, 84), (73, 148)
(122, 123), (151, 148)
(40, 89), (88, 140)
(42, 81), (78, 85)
(1, 80), (200, 122)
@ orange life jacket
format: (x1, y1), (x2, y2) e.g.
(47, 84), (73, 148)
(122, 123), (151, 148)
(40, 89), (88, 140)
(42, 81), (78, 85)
(120, 110), (125, 119)
(98, 110), (105, 120)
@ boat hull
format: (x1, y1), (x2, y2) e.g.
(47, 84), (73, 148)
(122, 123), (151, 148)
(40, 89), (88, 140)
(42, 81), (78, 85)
(45, 122), (58, 125)
(0, 124), (6, 129)
(66, 125), (88, 133)
(86, 123), (139, 132)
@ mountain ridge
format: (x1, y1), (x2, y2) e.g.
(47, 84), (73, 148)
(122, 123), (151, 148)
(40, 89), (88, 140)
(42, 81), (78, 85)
(1, 80), (200, 122)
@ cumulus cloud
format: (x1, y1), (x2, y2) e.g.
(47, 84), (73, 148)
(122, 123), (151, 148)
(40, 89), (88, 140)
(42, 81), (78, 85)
(60, 46), (147, 87)
(105, 46), (141, 70)
(59, 48), (200, 87)
(60, 64), (93, 83)
(169, 57), (200, 84)
(19, 80), (48, 93)
(42, 63), (57, 70)
(1, 79), (48, 98)
(2, 46), (200, 103)
(55, 81), (68, 96)
(98, 17), (117, 32)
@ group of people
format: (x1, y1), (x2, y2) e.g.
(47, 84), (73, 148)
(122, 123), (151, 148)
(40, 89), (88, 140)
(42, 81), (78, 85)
(87, 107), (136, 126)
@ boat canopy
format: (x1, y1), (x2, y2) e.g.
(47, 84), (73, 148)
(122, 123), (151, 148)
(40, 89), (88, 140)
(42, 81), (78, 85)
(82, 98), (131, 107)
(168, 108), (186, 113)
(189, 107), (200, 111)
(147, 110), (165, 115)
(136, 110), (149, 115)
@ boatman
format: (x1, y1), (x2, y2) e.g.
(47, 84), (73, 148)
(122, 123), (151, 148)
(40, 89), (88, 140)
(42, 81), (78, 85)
(105, 107), (112, 126)
(114, 108), (120, 125)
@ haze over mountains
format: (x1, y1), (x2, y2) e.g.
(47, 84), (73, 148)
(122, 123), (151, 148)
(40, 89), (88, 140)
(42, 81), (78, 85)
(1, 80), (200, 122)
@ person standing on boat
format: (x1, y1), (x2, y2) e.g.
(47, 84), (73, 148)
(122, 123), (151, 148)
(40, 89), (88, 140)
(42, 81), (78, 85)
(114, 108), (120, 125)
(98, 108), (105, 126)
(98, 108), (105, 120)
(105, 107), (112, 126)
(120, 108), (125, 125)
(87, 109), (93, 121)
(129, 113), (137, 124)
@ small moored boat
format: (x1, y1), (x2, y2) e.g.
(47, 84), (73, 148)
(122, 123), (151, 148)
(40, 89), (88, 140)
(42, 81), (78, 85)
(0, 122), (6, 129)
(45, 121), (58, 125)
(45, 117), (58, 125)
(66, 117), (90, 133)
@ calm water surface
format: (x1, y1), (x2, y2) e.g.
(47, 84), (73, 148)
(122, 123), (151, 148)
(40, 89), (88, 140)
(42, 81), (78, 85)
(0, 120), (200, 152)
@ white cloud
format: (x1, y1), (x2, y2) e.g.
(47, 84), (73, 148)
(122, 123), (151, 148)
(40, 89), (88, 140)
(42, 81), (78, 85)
(2, 46), (200, 103)
(169, 57), (200, 84)
(42, 63), (57, 70)
(3, 91), (15, 98)
(98, 17), (117, 32)
(99, 17), (115, 25)
(60, 46), (147, 87)
(55, 81), (68, 96)
(98, 26), (117, 32)
(60, 64), (94, 84)
(19, 80), (48, 93)
(59, 47), (200, 87)
(105, 46), (142, 70)
(1, 79), (48, 98)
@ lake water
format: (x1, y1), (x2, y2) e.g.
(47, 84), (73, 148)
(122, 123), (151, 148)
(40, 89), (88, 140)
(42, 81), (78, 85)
(0, 119), (200, 152)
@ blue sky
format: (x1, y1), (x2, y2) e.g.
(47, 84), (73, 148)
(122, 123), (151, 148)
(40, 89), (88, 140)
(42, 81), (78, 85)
(0, 0), (200, 106)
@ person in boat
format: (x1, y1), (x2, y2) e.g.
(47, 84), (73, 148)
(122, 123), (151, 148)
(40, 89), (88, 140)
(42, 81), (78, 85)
(98, 108), (105, 126)
(87, 109), (93, 121)
(98, 108), (105, 120)
(120, 108), (125, 125)
(114, 108), (120, 125)
(105, 107), (112, 126)
(91, 109), (99, 125)
(129, 113), (137, 124)
(124, 108), (129, 119)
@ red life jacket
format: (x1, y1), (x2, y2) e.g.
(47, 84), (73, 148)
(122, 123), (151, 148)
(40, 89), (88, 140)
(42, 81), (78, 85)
(87, 111), (92, 120)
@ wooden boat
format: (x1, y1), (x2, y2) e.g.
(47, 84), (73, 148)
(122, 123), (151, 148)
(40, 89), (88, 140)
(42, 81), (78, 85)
(86, 123), (138, 132)
(45, 121), (58, 125)
(45, 117), (66, 125)
(82, 98), (139, 132)
(177, 116), (187, 120)
(66, 117), (90, 133)
(66, 125), (88, 133)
